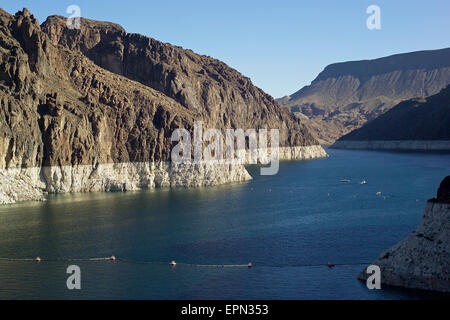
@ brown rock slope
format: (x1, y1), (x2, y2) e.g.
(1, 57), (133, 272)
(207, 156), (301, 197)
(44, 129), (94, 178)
(40, 14), (316, 147)
(358, 176), (450, 293)
(332, 85), (450, 151)
(278, 48), (450, 144)
(0, 8), (325, 204)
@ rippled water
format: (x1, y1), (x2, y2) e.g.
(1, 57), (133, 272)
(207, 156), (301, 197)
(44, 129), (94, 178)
(0, 149), (449, 299)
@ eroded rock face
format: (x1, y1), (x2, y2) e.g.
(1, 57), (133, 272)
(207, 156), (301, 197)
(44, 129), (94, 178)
(40, 15), (316, 148)
(278, 48), (450, 144)
(0, 8), (325, 204)
(334, 85), (450, 145)
(358, 176), (450, 292)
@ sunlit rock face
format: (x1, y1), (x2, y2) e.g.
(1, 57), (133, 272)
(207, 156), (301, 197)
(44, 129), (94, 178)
(0, 8), (326, 204)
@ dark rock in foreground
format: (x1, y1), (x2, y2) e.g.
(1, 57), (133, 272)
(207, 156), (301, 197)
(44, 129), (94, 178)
(358, 176), (450, 292)
(436, 176), (450, 204)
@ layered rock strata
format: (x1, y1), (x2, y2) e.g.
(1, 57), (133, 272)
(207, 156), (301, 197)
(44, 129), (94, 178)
(278, 48), (450, 144)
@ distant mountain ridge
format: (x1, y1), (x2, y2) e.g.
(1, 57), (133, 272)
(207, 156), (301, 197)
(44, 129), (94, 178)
(278, 48), (450, 144)
(313, 48), (450, 82)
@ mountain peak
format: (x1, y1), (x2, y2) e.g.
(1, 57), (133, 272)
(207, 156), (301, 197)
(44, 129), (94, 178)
(278, 48), (450, 144)
(42, 14), (126, 34)
(315, 48), (450, 82)
(16, 8), (31, 18)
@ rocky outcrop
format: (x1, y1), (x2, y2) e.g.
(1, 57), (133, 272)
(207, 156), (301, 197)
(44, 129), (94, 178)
(358, 176), (450, 292)
(436, 176), (450, 204)
(0, 161), (252, 204)
(278, 48), (450, 144)
(332, 85), (450, 150)
(40, 14), (316, 148)
(0, 8), (326, 204)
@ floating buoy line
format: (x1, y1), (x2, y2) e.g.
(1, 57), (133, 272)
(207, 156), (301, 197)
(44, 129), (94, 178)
(0, 256), (371, 269)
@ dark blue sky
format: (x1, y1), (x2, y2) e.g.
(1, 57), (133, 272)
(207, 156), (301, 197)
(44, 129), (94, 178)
(2, 0), (450, 97)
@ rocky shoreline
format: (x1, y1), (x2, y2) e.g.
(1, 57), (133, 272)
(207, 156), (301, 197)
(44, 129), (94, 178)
(0, 145), (327, 205)
(0, 8), (328, 205)
(358, 176), (450, 293)
(331, 140), (450, 151)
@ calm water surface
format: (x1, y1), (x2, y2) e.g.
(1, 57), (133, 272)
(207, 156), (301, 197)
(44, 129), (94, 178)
(0, 149), (449, 299)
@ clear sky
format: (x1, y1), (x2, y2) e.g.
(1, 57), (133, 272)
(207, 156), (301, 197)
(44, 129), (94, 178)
(2, 0), (450, 98)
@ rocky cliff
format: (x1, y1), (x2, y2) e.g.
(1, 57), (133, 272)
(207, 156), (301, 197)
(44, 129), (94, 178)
(0, 8), (326, 204)
(358, 176), (450, 292)
(332, 85), (450, 151)
(278, 48), (450, 144)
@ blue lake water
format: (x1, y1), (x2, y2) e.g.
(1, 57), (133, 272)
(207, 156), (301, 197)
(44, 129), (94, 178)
(0, 148), (449, 299)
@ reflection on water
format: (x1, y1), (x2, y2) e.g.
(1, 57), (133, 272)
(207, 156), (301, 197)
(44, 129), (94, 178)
(0, 149), (449, 299)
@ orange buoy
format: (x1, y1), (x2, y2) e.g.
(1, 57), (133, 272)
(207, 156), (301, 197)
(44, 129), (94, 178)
(248, 263), (253, 268)
(110, 255), (116, 261)
(327, 262), (335, 268)
(35, 257), (41, 262)
(170, 261), (177, 266)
